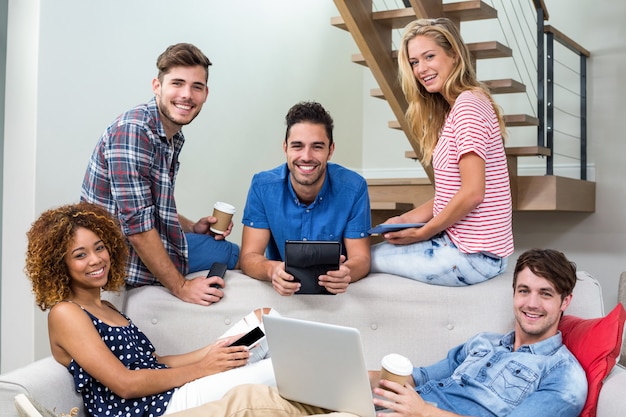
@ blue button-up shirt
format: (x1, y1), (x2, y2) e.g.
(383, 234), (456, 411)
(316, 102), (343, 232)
(242, 163), (371, 261)
(414, 331), (587, 417)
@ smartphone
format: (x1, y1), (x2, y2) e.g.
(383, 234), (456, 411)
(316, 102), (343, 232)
(207, 262), (228, 288)
(227, 326), (265, 348)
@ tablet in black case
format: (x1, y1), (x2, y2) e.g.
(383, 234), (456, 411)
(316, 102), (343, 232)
(284, 240), (341, 295)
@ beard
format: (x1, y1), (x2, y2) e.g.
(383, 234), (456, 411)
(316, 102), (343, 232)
(514, 310), (559, 341)
(158, 97), (201, 129)
(291, 169), (324, 187)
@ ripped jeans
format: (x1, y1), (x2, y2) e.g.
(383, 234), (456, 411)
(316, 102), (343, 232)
(370, 233), (507, 286)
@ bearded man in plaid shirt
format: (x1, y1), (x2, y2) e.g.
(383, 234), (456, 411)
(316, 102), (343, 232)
(81, 43), (238, 306)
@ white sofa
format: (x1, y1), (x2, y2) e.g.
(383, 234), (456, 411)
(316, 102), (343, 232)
(1, 270), (624, 417)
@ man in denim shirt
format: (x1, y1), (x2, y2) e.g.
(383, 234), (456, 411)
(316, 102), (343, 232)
(165, 248), (587, 416)
(367, 248), (587, 416)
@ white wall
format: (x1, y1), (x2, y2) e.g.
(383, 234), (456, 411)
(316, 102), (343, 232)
(2, 0), (625, 372)
(1, 0), (39, 373)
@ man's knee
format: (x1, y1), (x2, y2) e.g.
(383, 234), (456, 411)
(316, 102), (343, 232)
(186, 233), (240, 271)
(224, 383), (275, 400)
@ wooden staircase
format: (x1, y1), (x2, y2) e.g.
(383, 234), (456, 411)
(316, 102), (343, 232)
(332, 0), (595, 215)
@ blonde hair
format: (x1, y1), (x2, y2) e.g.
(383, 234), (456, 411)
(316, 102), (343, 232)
(397, 18), (506, 166)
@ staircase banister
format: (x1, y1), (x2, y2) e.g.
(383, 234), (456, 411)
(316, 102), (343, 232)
(531, 0), (550, 20)
(544, 25), (590, 57)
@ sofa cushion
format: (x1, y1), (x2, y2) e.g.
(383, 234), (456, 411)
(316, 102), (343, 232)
(559, 303), (626, 417)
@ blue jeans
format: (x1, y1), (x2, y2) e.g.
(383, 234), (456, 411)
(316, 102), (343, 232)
(370, 233), (507, 286)
(185, 233), (240, 273)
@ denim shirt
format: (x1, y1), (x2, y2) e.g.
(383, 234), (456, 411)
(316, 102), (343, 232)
(413, 331), (587, 417)
(242, 163), (371, 261)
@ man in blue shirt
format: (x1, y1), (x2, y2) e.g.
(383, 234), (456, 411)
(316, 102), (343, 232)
(164, 249), (588, 416)
(240, 101), (371, 295)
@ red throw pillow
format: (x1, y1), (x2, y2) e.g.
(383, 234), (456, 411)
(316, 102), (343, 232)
(558, 303), (626, 417)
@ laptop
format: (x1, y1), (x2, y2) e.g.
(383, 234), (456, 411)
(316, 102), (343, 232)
(263, 315), (377, 417)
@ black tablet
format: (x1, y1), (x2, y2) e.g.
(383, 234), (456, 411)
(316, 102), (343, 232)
(284, 240), (342, 295)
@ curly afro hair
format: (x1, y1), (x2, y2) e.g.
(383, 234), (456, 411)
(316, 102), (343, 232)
(25, 202), (128, 310)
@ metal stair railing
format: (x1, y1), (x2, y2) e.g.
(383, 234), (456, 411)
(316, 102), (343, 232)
(533, 0), (590, 179)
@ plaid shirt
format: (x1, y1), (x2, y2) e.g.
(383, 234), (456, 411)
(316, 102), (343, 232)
(81, 97), (188, 286)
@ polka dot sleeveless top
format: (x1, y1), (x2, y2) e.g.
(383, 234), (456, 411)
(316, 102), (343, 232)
(66, 303), (175, 417)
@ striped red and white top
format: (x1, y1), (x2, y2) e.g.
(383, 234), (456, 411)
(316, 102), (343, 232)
(432, 90), (513, 257)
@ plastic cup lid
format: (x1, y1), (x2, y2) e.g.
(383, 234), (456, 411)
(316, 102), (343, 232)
(214, 201), (236, 214)
(381, 353), (413, 376)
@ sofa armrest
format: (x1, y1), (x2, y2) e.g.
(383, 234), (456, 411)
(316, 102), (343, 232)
(618, 272), (626, 367)
(0, 357), (84, 417)
(597, 364), (626, 417)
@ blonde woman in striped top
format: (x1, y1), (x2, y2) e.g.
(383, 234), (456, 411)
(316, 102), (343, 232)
(370, 18), (513, 285)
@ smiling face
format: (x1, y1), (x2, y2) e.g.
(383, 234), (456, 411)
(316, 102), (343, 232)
(283, 122), (334, 203)
(65, 227), (111, 293)
(407, 35), (457, 101)
(513, 267), (572, 349)
(152, 65), (209, 138)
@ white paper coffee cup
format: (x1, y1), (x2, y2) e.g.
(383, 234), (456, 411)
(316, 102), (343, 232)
(210, 202), (236, 234)
(379, 353), (413, 387)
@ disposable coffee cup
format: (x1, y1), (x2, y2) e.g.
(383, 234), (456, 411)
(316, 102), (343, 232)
(210, 202), (236, 234)
(379, 353), (413, 387)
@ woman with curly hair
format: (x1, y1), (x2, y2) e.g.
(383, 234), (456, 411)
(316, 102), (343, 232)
(26, 202), (130, 310)
(370, 18), (513, 286)
(25, 202), (275, 417)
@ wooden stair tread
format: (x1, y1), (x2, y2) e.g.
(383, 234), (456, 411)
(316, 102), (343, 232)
(370, 88), (385, 100)
(370, 202), (414, 211)
(331, 8), (414, 31)
(368, 175), (594, 212)
(367, 177), (431, 186)
(505, 146), (551, 157)
(331, 1), (497, 31)
(444, 0), (498, 22)
(351, 41), (511, 66)
(351, 52), (392, 66)
(516, 175), (595, 212)
(404, 151), (418, 160)
(389, 113), (536, 131)
(371, 78), (526, 100)
(368, 179), (434, 223)
(404, 146), (551, 161)
(483, 79), (526, 94)
(503, 114), (539, 127)
(470, 41), (513, 59)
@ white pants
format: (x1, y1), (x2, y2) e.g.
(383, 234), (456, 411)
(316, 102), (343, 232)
(164, 309), (280, 414)
(164, 359), (276, 414)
